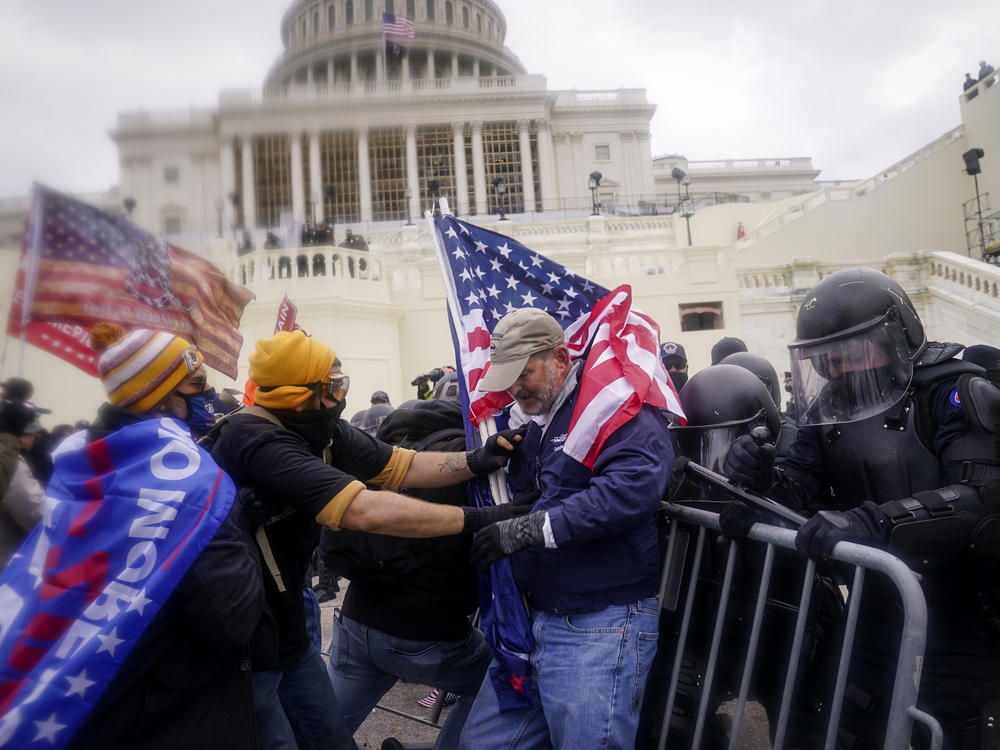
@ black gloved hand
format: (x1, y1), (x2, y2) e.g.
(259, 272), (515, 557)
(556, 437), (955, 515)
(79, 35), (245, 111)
(723, 434), (776, 490)
(510, 487), (542, 506)
(466, 427), (527, 476)
(795, 501), (889, 559)
(718, 502), (768, 539)
(461, 502), (534, 534)
(470, 510), (547, 566)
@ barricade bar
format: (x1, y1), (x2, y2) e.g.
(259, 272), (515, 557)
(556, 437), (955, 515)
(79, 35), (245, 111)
(645, 502), (942, 750)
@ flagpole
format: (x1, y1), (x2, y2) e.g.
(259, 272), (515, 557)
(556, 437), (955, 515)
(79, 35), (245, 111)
(426, 206), (510, 505)
(17, 185), (46, 376)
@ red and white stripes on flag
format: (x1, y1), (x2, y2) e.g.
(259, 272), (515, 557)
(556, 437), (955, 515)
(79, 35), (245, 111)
(562, 286), (683, 468)
(382, 12), (415, 38)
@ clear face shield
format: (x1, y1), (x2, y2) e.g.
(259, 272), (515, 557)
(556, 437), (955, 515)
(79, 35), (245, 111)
(672, 414), (767, 474)
(789, 316), (914, 426)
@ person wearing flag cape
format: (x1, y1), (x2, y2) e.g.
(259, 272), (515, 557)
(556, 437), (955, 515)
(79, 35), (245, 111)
(0, 322), (265, 750)
(458, 307), (676, 750)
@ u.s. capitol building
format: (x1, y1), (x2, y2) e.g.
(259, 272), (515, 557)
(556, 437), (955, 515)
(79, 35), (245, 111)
(1, 0), (998, 422)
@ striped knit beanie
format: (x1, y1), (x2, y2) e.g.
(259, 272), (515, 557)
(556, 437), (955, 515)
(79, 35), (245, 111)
(91, 323), (204, 414)
(249, 330), (336, 409)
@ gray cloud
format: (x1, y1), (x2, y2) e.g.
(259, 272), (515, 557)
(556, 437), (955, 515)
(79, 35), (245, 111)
(0, 0), (996, 196)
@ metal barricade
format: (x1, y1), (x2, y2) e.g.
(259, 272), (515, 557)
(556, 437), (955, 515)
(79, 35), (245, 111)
(641, 502), (942, 750)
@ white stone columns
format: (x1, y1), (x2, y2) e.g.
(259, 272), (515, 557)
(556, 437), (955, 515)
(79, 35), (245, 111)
(451, 52), (459, 78)
(405, 125), (420, 218)
(327, 58), (334, 86)
(290, 133), (305, 223)
(517, 119), (535, 213)
(570, 132), (585, 210)
(471, 120), (487, 215)
(401, 55), (410, 85)
(220, 138), (236, 230)
(472, 59), (480, 78)
(309, 130), (323, 222)
(427, 50), (435, 79)
(350, 52), (359, 85)
(452, 121), (469, 215)
(240, 137), (257, 229)
(620, 131), (636, 198)
(536, 119), (556, 212)
(375, 51), (384, 82)
(358, 128), (372, 222)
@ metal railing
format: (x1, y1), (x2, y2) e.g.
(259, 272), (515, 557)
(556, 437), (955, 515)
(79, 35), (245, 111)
(641, 503), (942, 750)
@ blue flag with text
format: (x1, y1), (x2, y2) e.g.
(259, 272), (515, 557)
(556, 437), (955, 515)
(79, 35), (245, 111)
(0, 418), (235, 748)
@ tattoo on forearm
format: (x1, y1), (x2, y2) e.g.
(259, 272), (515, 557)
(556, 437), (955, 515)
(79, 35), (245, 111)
(438, 454), (468, 473)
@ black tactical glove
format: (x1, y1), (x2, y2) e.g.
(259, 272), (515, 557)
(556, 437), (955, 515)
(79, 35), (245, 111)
(795, 502), (889, 559)
(470, 510), (547, 566)
(723, 434), (776, 491)
(466, 427), (527, 476)
(461, 502), (534, 534)
(718, 502), (769, 539)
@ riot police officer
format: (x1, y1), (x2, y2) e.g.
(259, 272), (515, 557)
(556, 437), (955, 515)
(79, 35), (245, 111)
(719, 350), (798, 463)
(724, 267), (1000, 749)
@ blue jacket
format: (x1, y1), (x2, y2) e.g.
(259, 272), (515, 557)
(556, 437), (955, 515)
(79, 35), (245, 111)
(506, 373), (675, 613)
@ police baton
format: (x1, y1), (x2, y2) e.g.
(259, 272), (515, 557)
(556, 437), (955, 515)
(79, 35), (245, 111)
(677, 457), (808, 527)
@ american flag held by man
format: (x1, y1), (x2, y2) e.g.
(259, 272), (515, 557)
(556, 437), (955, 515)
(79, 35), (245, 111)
(431, 211), (682, 712)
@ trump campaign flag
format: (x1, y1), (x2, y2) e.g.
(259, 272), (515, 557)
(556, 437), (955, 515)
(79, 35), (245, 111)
(430, 212), (682, 710)
(0, 418), (235, 749)
(6, 185), (254, 378)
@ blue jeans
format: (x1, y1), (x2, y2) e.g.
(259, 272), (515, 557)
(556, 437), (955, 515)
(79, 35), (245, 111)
(253, 643), (358, 750)
(328, 613), (492, 749)
(458, 598), (660, 750)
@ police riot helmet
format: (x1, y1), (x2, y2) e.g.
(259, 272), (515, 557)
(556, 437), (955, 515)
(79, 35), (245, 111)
(432, 371), (461, 403)
(669, 364), (780, 473)
(719, 351), (781, 407)
(789, 268), (925, 426)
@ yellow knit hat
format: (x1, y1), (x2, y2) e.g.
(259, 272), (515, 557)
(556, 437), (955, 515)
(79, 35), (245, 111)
(91, 323), (204, 414)
(249, 331), (337, 409)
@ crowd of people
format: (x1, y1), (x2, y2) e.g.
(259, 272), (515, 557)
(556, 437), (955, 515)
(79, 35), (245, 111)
(1, 265), (999, 749)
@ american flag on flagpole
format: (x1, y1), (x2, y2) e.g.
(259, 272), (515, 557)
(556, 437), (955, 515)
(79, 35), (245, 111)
(5, 184), (254, 379)
(430, 211), (683, 711)
(432, 213), (683, 469)
(382, 12), (415, 38)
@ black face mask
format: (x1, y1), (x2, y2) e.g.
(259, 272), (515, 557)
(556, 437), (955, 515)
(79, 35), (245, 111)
(271, 406), (339, 452)
(669, 370), (689, 392)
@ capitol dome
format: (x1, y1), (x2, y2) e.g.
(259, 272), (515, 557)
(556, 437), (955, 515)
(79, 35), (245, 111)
(266, 0), (526, 91)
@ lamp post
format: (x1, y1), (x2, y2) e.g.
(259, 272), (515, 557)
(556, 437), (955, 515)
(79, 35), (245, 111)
(588, 171), (602, 215)
(324, 185), (336, 244)
(492, 176), (507, 220)
(427, 179), (441, 216)
(309, 191), (318, 228)
(963, 148), (986, 258)
(671, 168), (694, 246)
(228, 190), (240, 242)
(214, 198), (224, 238)
(404, 187), (414, 225)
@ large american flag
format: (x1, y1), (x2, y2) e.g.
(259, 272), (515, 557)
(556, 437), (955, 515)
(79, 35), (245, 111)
(5, 185), (254, 379)
(433, 213), (683, 469)
(382, 12), (415, 39)
(431, 213), (682, 711)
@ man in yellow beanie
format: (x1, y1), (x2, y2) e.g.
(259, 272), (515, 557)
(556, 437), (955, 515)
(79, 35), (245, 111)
(0, 323), (264, 750)
(205, 330), (527, 750)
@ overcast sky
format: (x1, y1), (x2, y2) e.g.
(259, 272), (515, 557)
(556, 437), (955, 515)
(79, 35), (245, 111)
(2, 0), (998, 198)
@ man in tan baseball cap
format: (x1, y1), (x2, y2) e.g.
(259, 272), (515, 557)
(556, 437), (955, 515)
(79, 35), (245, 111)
(477, 308), (568, 415)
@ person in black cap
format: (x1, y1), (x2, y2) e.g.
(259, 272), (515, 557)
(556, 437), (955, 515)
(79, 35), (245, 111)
(964, 344), (1000, 386)
(710, 336), (748, 365)
(659, 341), (689, 391)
